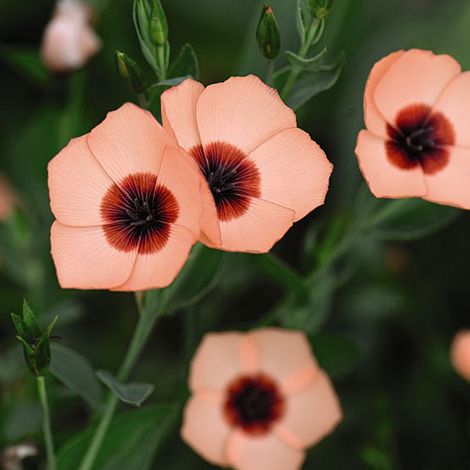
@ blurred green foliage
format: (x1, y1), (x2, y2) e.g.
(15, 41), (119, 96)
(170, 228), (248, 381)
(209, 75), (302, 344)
(0, 0), (470, 469)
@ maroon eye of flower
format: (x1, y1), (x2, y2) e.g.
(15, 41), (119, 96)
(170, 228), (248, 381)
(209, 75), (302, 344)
(190, 142), (261, 222)
(386, 103), (455, 175)
(223, 374), (285, 436)
(101, 173), (179, 254)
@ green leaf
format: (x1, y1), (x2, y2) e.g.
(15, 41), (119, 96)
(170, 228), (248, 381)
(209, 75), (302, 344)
(286, 54), (344, 110)
(96, 370), (154, 407)
(168, 43), (199, 80)
(310, 333), (363, 379)
(286, 47), (329, 72)
(296, 0), (307, 46)
(0, 46), (51, 88)
(161, 243), (225, 312)
(22, 299), (41, 340)
(57, 405), (178, 470)
(10, 312), (26, 339)
(366, 198), (460, 241)
(50, 343), (103, 412)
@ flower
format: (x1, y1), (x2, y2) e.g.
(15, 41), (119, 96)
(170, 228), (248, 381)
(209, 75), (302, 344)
(48, 103), (202, 291)
(182, 328), (342, 470)
(41, 0), (101, 73)
(161, 75), (333, 253)
(355, 49), (470, 209)
(450, 330), (470, 382)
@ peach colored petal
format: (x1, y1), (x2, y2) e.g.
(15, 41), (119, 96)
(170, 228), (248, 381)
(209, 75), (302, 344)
(50, 221), (136, 289)
(355, 130), (426, 198)
(276, 371), (342, 448)
(87, 103), (172, 183)
(248, 128), (333, 222)
(203, 198), (295, 253)
(432, 71), (470, 147)
(226, 429), (305, 470)
(0, 175), (15, 220)
(423, 146), (470, 209)
(156, 146), (201, 237)
(363, 50), (404, 138)
(198, 176), (222, 246)
(78, 25), (101, 63)
(374, 49), (461, 126)
(181, 394), (231, 467)
(196, 75), (297, 155)
(161, 78), (205, 151)
(450, 330), (470, 382)
(189, 332), (244, 393)
(112, 225), (194, 291)
(248, 328), (319, 389)
(48, 135), (113, 227)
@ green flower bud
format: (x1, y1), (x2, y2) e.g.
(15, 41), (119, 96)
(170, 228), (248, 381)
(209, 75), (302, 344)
(256, 4), (281, 60)
(309, 0), (334, 20)
(115, 51), (146, 95)
(11, 300), (57, 376)
(149, 0), (168, 47)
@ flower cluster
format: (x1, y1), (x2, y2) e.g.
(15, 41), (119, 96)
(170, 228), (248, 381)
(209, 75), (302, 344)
(48, 74), (333, 291)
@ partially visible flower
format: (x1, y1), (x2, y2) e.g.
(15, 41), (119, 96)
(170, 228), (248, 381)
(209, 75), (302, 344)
(0, 174), (15, 221)
(355, 49), (470, 209)
(41, 0), (101, 73)
(182, 328), (342, 470)
(48, 103), (202, 291)
(450, 330), (470, 382)
(161, 75), (333, 254)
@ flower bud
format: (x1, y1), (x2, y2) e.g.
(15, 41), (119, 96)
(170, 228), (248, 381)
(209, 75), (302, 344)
(41, 0), (101, 73)
(11, 300), (58, 376)
(115, 51), (146, 95)
(309, 0), (334, 20)
(150, 0), (168, 47)
(256, 4), (281, 60)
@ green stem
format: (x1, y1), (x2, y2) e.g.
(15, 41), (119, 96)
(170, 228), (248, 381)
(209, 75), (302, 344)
(157, 45), (167, 81)
(78, 294), (163, 470)
(281, 19), (321, 99)
(266, 59), (274, 85)
(37, 376), (56, 470)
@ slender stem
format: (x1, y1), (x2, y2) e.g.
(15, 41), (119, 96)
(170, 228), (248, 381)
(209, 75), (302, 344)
(78, 295), (162, 470)
(37, 376), (56, 470)
(157, 46), (167, 81)
(137, 93), (148, 109)
(281, 19), (321, 99)
(266, 60), (274, 85)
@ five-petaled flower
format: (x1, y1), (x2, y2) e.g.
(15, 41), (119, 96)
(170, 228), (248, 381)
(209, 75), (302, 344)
(356, 49), (470, 209)
(48, 103), (202, 291)
(161, 75), (333, 253)
(182, 328), (342, 470)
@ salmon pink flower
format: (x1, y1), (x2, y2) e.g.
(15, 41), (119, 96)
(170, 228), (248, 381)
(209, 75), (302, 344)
(450, 330), (470, 382)
(182, 328), (342, 470)
(355, 49), (470, 209)
(41, 0), (101, 73)
(161, 75), (333, 253)
(48, 103), (202, 291)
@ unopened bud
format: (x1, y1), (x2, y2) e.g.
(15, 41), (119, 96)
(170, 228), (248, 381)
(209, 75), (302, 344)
(309, 0), (334, 20)
(115, 51), (146, 95)
(11, 300), (58, 376)
(149, 0), (168, 46)
(256, 4), (281, 60)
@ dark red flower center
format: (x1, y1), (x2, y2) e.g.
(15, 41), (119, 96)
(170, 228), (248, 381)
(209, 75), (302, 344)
(386, 103), (455, 174)
(223, 374), (285, 435)
(190, 142), (261, 222)
(101, 173), (179, 254)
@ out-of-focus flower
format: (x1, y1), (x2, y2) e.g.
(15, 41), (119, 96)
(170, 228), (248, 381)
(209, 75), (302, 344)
(355, 49), (470, 209)
(41, 0), (101, 73)
(161, 75), (333, 253)
(450, 330), (470, 382)
(0, 174), (15, 221)
(182, 328), (342, 470)
(0, 442), (39, 470)
(48, 103), (202, 291)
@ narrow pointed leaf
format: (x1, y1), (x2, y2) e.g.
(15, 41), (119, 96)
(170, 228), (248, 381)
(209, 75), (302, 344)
(96, 370), (154, 407)
(168, 43), (199, 79)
